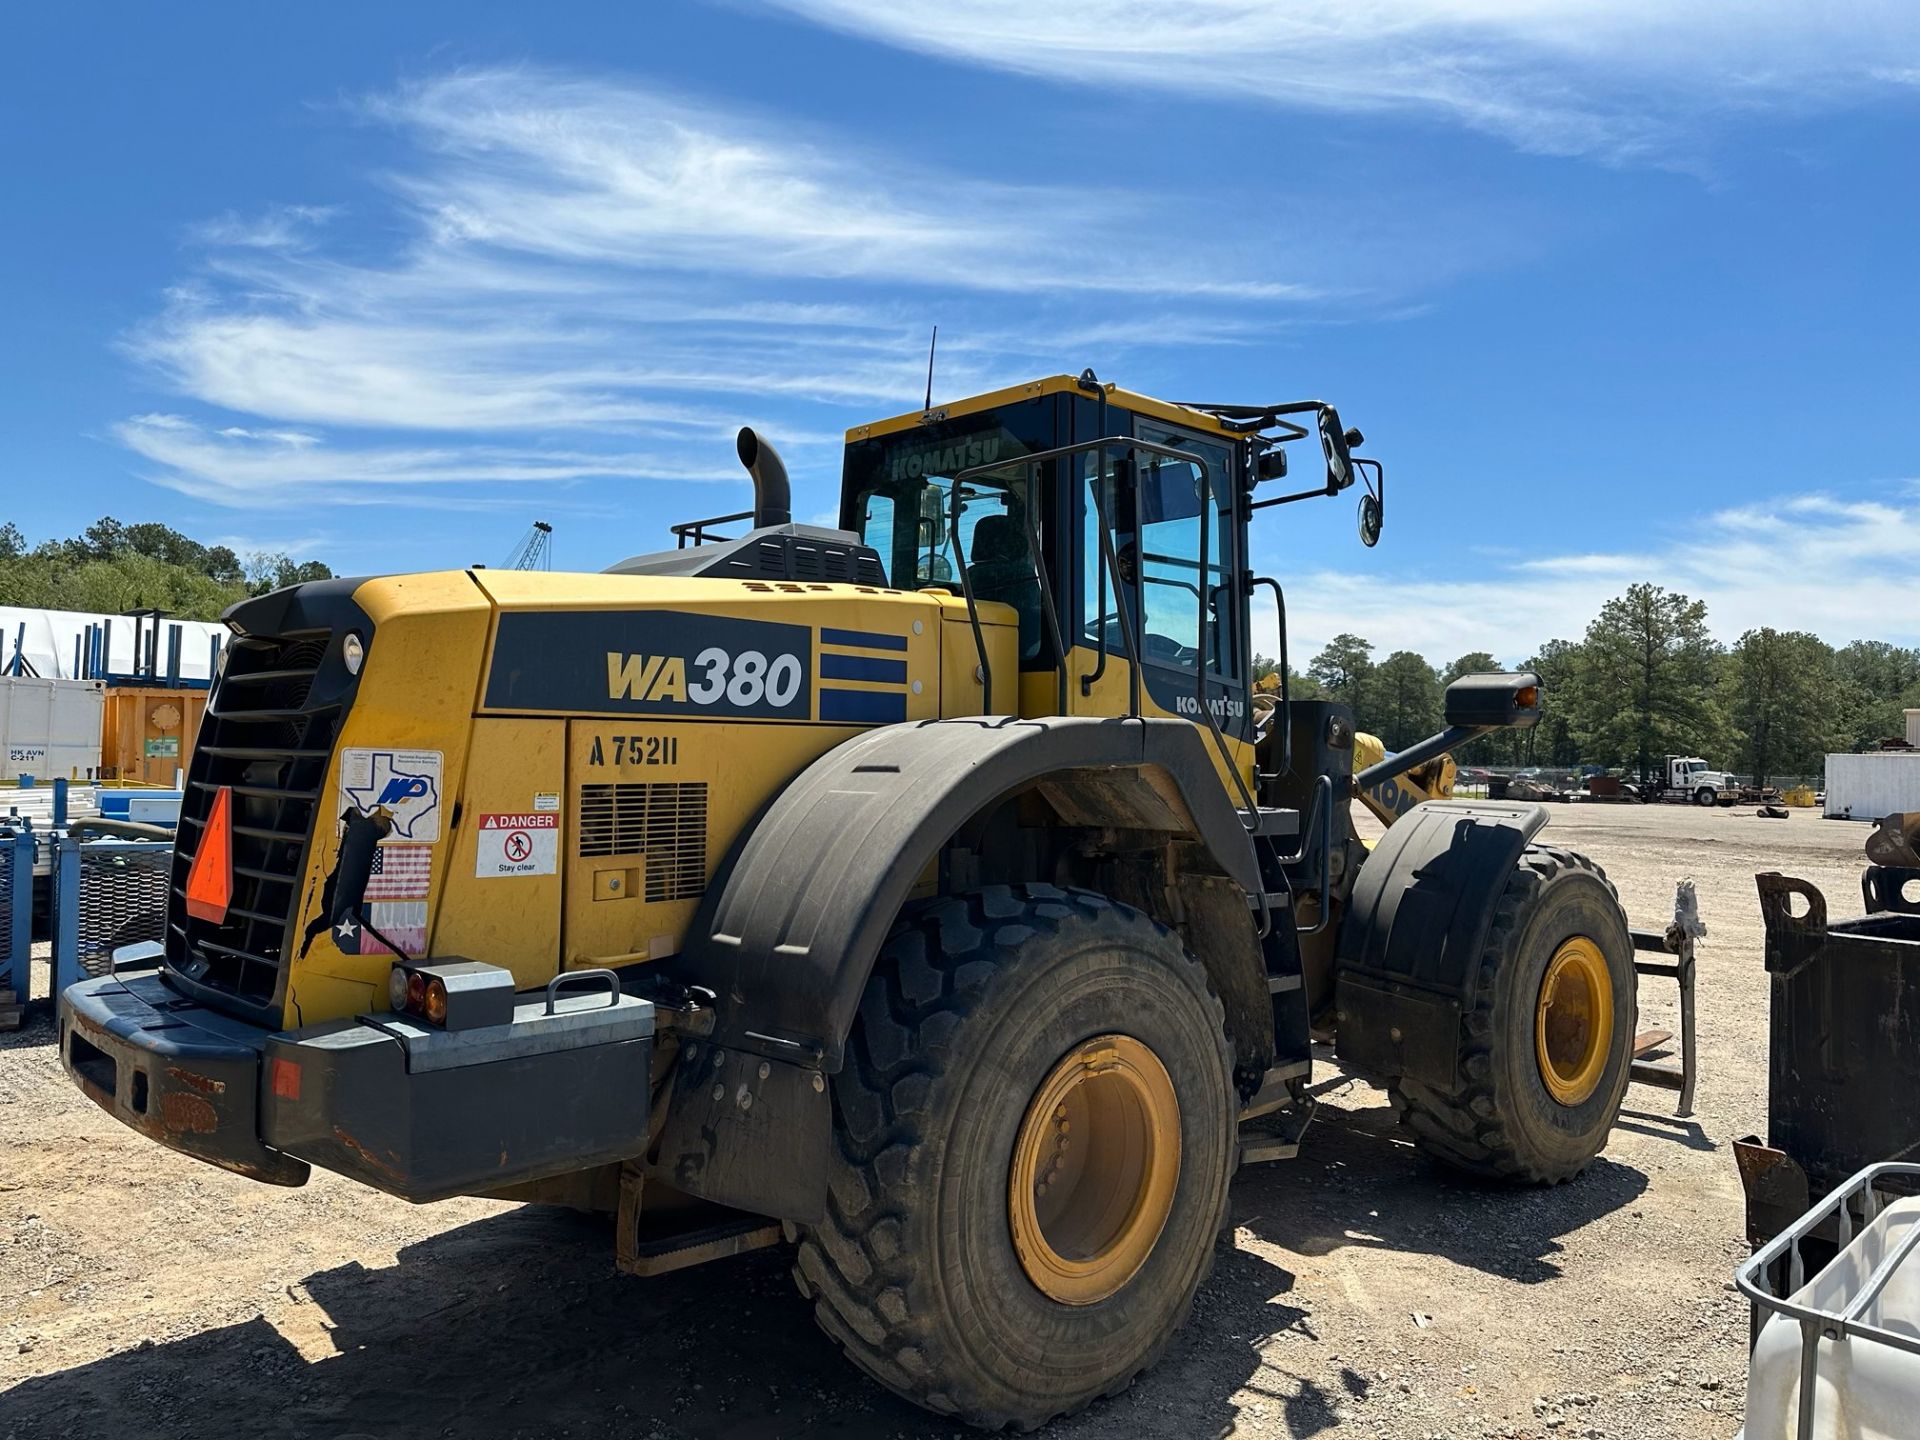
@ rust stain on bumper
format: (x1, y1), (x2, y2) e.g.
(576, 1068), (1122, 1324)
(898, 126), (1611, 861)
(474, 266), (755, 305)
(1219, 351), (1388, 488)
(332, 1125), (404, 1184)
(167, 1066), (228, 1096)
(159, 1090), (220, 1135)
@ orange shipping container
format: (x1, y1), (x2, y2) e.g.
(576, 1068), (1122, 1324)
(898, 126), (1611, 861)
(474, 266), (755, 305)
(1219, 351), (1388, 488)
(100, 686), (207, 785)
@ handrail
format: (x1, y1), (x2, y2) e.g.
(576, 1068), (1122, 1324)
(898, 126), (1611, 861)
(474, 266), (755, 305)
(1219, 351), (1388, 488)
(670, 509), (755, 549)
(944, 478), (998, 715)
(1014, 460), (1071, 716)
(1250, 576), (1291, 780)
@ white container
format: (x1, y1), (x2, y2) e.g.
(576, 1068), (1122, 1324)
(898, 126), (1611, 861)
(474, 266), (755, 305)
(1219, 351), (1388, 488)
(1825, 752), (1920, 820)
(1739, 1165), (1920, 1440)
(0, 604), (224, 681)
(0, 676), (105, 782)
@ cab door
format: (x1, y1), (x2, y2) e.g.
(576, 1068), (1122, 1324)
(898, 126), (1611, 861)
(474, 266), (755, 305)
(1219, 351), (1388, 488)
(1068, 418), (1254, 784)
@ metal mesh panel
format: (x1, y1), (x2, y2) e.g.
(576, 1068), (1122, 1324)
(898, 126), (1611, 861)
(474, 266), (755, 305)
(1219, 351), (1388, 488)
(577, 782), (709, 901)
(76, 844), (173, 978)
(0, 837), (15, 983)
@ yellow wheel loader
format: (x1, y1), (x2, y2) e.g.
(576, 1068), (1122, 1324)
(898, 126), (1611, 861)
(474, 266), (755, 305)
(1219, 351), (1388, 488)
(62, 370), (1637, 1430)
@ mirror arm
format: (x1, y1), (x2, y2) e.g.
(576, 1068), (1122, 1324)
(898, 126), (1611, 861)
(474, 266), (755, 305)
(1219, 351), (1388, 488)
(1249, 485), (1335, 511)
(1353, 725), (1490, 793)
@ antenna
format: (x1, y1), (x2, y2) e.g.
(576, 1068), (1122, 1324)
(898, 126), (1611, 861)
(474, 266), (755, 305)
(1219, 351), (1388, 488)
(924, 325), (938, 412)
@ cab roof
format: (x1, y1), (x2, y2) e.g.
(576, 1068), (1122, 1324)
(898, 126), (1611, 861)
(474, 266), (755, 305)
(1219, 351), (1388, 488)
(845, 374), (1241, 445)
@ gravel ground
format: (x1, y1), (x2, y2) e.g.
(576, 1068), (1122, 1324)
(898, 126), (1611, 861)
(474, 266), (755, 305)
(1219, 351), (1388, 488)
(0, 803), (1875, 1439)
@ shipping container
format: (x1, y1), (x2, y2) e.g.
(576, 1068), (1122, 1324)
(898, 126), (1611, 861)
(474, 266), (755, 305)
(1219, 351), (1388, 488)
(1824, 751), (1920, 819)
(0, 676), (106, 782)
(100, 686), (207, 784)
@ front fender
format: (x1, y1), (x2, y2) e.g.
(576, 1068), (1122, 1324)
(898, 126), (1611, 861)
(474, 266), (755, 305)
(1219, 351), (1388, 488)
(1333, 800), (1548, 1089)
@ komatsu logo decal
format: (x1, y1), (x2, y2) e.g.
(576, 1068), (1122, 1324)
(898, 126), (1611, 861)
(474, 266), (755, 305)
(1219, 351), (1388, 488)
(485, 610), (811, 719)
(886, 434), (1012, 482)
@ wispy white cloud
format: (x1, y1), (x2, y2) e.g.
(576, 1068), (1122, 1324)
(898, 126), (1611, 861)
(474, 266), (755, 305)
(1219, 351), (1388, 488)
(115, 413), (742, 509)
(189, 204), (340, 251)
(757, 1), (1920, 163)
(121, 68), (1359, 508)
(1268, 483), (1920, 661)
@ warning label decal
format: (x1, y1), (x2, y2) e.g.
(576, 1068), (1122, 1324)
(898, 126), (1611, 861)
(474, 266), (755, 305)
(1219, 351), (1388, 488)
(476, 811), (559, 878)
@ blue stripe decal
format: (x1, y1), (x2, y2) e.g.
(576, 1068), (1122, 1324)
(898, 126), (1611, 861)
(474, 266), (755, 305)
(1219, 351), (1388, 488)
(821, 626), (908, 652)
(821, 687), (908, 723)
(821, 654), (908, 684)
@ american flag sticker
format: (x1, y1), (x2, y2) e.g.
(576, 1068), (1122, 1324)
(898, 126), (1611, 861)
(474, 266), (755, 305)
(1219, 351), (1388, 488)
(363, 901), (428, 957)
(367, 843), (433, 901)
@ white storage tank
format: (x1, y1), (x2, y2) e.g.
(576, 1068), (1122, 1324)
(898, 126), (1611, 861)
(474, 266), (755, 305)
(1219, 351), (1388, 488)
(0, 676), (105, 781)
(1825, 751), (1920, 819)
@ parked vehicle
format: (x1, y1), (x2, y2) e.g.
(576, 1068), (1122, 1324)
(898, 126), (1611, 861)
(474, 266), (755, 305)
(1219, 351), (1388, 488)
(1633, 755), (1738, 807)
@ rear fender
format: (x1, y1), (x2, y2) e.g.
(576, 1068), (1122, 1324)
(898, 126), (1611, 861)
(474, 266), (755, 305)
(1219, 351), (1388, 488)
(655, 714), (1262, 1223)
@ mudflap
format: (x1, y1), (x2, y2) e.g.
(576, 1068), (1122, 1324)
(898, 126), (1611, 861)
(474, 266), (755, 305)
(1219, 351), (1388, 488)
(649, 1043), (831, 1225)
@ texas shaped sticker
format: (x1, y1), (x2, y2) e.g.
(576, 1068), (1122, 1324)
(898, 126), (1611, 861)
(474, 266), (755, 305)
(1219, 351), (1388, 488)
(339, 747), (443, 843)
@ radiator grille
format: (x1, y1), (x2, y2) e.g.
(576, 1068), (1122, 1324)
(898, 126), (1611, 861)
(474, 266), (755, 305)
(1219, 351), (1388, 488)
(578, 782), (709, 901)
(166, 627), (339, 1018)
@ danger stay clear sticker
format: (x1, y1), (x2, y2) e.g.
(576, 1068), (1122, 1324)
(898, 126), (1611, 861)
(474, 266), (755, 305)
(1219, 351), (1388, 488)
(475, 811), (559, 878)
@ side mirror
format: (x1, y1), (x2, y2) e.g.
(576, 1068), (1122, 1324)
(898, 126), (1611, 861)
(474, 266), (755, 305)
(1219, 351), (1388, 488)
(1357, 493), (1382, 547)
(1255, 448), (1288, 482)
(1444, 671), (1542, 730)
(1319, 406), (1354, 492)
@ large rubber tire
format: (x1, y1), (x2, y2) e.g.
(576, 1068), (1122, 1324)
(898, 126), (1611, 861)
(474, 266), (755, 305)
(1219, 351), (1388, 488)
(1389, 846), (1635, 1184)
(794, 884), (1237, 1430)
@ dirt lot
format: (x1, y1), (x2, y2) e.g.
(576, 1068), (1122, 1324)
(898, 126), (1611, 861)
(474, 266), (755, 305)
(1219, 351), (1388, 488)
(0, 804), (1875, 1440)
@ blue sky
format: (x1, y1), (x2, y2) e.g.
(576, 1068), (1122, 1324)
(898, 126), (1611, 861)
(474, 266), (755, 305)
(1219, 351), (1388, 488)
(4, 1), (1917, 661)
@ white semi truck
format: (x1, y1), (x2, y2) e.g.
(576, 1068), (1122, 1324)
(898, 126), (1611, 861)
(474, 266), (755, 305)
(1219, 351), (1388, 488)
(1634, 755), (1739, 806)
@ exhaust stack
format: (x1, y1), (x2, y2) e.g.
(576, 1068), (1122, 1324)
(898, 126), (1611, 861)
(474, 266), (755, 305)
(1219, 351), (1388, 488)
(736, 427), (792, 528)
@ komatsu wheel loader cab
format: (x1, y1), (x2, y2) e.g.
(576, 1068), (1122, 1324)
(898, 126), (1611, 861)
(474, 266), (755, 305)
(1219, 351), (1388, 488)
(61, 369), (1636, 1431)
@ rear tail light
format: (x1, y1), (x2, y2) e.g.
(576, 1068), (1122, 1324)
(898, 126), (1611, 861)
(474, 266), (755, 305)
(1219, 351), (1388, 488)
(384, 961), (516, 1030)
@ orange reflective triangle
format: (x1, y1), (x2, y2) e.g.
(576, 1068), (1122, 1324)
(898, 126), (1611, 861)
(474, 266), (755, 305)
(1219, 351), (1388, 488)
(185, 785), (235, 923)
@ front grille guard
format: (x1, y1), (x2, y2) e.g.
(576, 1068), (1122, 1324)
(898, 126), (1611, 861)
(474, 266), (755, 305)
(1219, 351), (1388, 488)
(163, 618), (356, 1025)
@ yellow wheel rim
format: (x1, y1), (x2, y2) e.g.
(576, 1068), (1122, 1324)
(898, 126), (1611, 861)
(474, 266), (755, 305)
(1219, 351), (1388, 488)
(1534, 936), (1614, 1106)
(1008, 1035), (1181, 1306)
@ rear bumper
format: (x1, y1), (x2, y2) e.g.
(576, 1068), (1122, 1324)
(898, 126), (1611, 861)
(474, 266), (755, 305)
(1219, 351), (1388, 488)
(60, 968), (310, 1186)
(62, 965), (656, 1203)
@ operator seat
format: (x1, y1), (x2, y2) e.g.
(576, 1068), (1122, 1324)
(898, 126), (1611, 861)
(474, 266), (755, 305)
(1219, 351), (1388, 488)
(967, 513), (1043, 659)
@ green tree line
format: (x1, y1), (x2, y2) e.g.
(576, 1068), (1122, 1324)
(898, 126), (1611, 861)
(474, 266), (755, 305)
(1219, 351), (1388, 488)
(0, 518), (332, 621)
(1259, 582), (1915, 785)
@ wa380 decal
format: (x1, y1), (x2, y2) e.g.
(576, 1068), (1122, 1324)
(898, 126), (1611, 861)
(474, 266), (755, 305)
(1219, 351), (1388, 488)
(607, 646), (804, 709)
(486, 610), (814, 719)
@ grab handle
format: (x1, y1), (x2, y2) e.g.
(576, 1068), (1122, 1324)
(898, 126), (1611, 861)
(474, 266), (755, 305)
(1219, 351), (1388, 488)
(546, 968), (622, 1014)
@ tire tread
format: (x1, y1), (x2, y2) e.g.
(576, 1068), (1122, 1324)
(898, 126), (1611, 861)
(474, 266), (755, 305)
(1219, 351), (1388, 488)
(794, 884), (1234, 1430)
(1388, 844), (1627, 1185)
